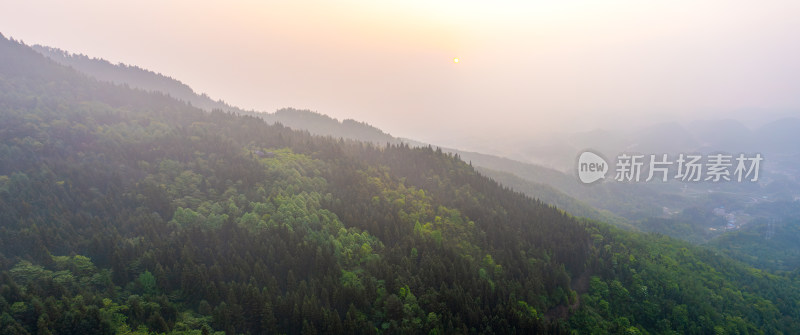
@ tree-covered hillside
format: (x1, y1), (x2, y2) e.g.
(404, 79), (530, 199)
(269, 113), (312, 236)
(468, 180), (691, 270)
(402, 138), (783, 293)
(29, 44), (630, 227)
(708, 201), (800, 272)
(2, 34), (799, 334)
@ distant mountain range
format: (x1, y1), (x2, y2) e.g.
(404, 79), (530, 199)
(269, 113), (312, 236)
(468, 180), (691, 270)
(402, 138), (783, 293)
(517, 117), (800, 171)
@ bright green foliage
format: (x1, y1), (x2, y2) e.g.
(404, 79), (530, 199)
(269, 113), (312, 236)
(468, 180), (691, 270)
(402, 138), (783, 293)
(138, 271), (157, 296)
(172, 207), (201, 226)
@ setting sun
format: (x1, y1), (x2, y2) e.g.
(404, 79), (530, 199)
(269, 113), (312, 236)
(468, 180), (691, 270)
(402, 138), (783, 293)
(453, 57), (459, 63)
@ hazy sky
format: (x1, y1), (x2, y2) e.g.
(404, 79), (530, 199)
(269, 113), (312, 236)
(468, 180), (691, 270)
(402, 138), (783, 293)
(2, 0), (799, 147)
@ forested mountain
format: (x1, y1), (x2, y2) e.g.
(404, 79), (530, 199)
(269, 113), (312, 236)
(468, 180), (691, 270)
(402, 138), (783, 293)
(28, 43), (800, 238)
(710, 217), (800, 272)
(32, 43), (696, 230)
(265, 108), (396, 145)
(3, 33), (800, 334)
(30, 45), (243, 114)
(31, 44), (618, 225)
(471, 167), (629, 228)
(708, 201), (800, 272)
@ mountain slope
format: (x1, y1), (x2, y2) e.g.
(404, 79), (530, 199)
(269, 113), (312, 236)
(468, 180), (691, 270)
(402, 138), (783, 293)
(30, 44), (800, 234)
(708, 201), (800, 272)
(31, 44), (246, 114)
(473, 167), (630, 227)
(31, 44), (621, 225)
(3, 34), (799, 334)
